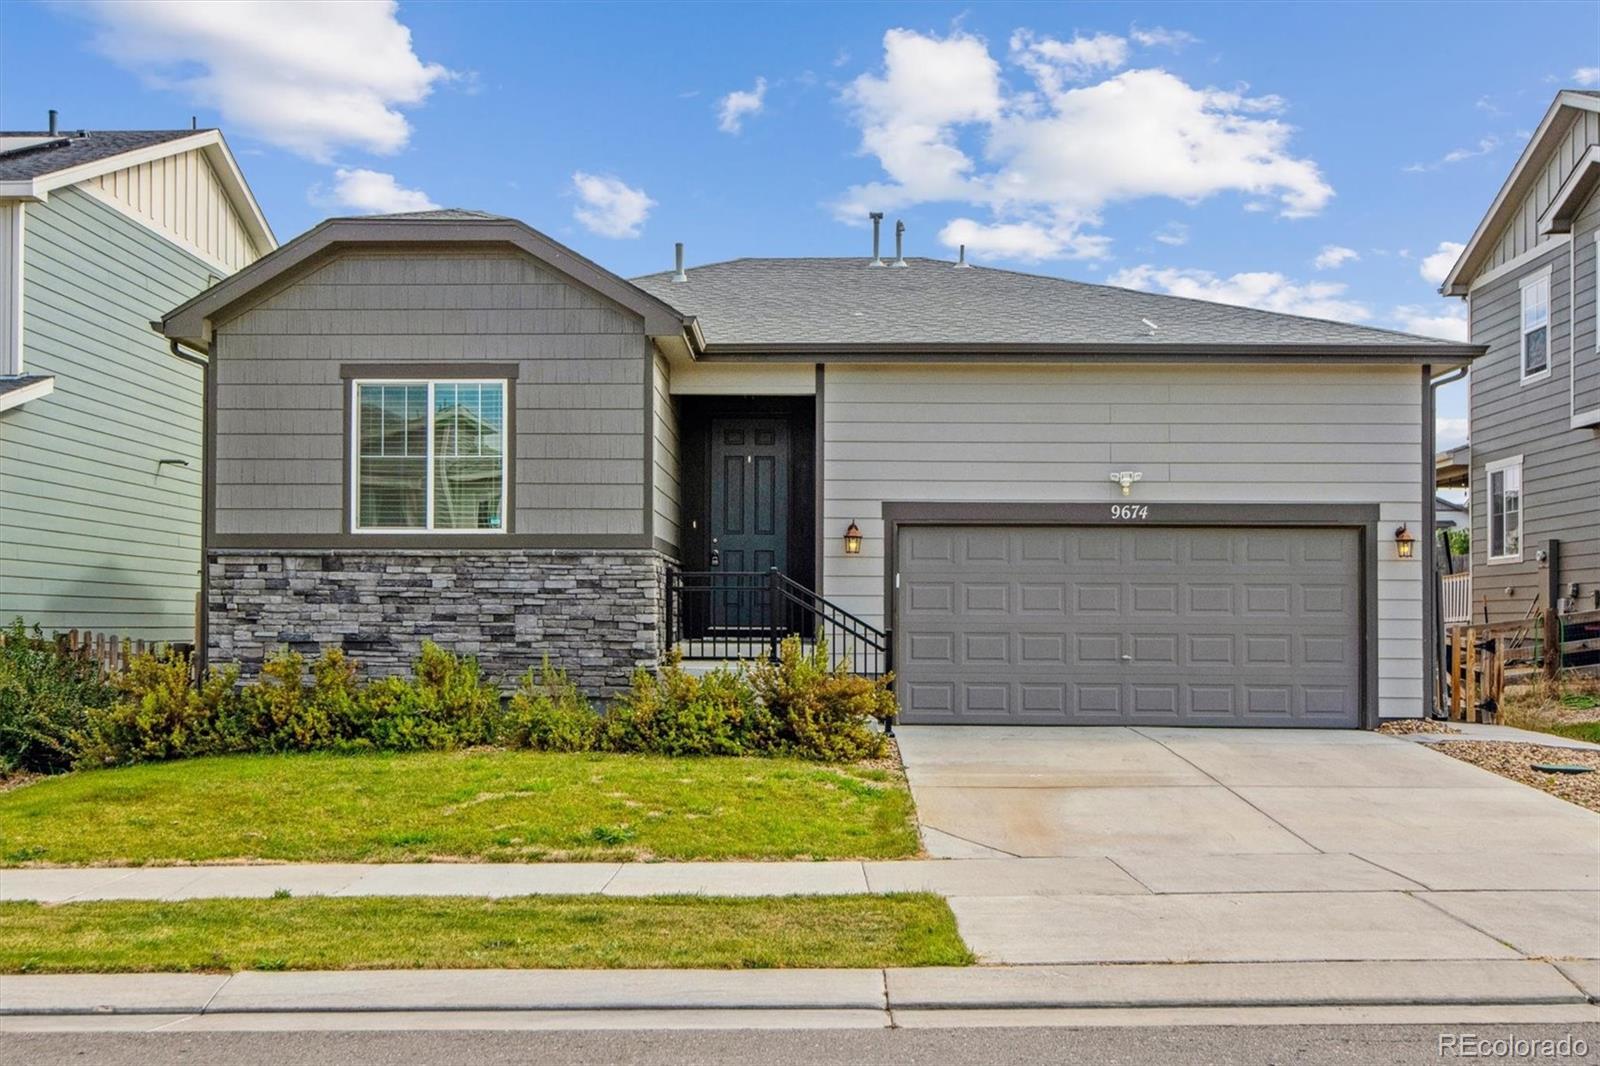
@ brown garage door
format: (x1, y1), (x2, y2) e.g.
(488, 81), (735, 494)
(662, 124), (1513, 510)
(895, 525), (1363, 726)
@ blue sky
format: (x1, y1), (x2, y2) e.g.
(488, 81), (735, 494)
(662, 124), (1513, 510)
(4, 1), (1598, 445)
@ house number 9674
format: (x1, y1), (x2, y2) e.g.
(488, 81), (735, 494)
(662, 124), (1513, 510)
(1111, 504), (1149, 520)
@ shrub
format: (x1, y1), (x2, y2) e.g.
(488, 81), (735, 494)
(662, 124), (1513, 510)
(233, 648), (360, 752)
(344, 642), (502, 751)
(504, 660), (601, 751)
(74, 650), (240, 768)
(601, 657), (773, 756)
(747, 637), (897, 762)
(0, 620), (116, 775)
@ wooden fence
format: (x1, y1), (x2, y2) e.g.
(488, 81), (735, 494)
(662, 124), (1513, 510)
(1443, 608), (1600, 720)
(0, 628), (190, 679)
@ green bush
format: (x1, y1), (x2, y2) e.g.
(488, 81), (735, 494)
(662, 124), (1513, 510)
(233, 647), (360, 752)
(602, 657), (773, 756)
(748, 637), (897, 761)
(74, 650), (240, 768)
(343, 642), (502, 751)
(504, 660), (601, 752)
(0, 620), (116, 775)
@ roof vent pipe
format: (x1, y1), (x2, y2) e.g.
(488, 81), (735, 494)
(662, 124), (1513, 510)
(868, 212), (884, 266)
(672, 242), (688, 283)
(955, 244), (971, 269)
(892, 219), (908, 267)
(47, 109), (58, 136)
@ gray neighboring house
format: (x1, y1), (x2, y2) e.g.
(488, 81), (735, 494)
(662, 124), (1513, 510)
(0, 119), (274, 641)
(161, 211), (1481, 726)
(1440, 89), (1600, 625)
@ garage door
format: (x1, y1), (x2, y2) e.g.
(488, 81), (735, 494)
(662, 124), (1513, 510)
(895, 525), (1363, 727)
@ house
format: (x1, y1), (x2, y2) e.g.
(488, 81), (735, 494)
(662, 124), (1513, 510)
(0, 116), (274, 642)
(1439, 90), (1600, 627)
(159, 210), (1481, 727)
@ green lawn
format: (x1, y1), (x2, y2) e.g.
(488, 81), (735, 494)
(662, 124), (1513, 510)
(1545, 720), (1600, 744)
(0, 894), (970, 973)
(0, 751), (920, 865)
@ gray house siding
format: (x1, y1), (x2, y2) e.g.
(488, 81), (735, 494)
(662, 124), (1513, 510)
(211, 250), (650, 539)
(652, 351), (682, 553)
(821, 363), (1425, 718)
(1574, 191), (1600, 417)
(1487, 109), (1600, 272)
(1468, 240), (1600, 623)
(0, 186), (216, 640)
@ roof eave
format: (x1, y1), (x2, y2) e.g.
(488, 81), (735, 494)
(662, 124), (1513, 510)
(1441, 90), (1600, 296)
(695, 341), (1486, 366)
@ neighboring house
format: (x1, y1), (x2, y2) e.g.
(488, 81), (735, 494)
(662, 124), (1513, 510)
(1439, 89), (1600, 624)
(1435, 495), (1468, 534)
(0, 117), (274, 642)
(160, 210), (1481, 727)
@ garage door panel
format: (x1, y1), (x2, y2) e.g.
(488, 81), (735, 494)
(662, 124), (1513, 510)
(896, 525), (1363, 727)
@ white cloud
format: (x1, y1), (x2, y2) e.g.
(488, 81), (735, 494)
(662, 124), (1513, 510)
(1153, 222), (1189, 246)
(1313, 244), (1359, 270)
(320, 167), (438, 214)
(1392, 303), (1470, 342)
(1109, 265), (1371, 322)
(1435, 416), (1469, 448)
(938, 218), (1110, 262)
(837, 29), (1331, 262)
(78, 0), (451, 162)
(1130, 25), (1200, 50)
(570, 172), (655, 238)
(1574, 67), (1600, 87)
(1419, 241), (1466, 286)
(717, 76), (768, 134)
(1404, 136), (1499, 173)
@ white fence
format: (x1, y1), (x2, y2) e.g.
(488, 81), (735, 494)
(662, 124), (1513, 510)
(1441, 572), (1471, 625)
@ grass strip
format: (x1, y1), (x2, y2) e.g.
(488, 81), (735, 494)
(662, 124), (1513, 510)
(0, 750), (920, 865)
(0, 893), (971, 974)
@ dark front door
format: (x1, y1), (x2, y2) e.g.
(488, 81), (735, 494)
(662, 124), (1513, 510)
(709, 418), (789, 627)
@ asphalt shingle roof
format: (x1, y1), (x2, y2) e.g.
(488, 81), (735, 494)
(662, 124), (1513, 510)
(0, 374), (52, 398)
(348, 208), (513, 222)
(633, 257), (1466, 350)
(0, 130), (203, 182)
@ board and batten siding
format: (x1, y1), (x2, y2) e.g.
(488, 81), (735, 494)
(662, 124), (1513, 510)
(79, 147), (261, 274)
(1468, 242), (1600, 623)
(821, 363), (1425, 718)
(652, 351), (682, 553)
(0, 186), (219, 640)
(1486, 108), (1600, 272)
(212, 250), (650, 538)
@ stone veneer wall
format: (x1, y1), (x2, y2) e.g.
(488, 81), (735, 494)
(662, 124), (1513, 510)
(208, 549), (670, 697)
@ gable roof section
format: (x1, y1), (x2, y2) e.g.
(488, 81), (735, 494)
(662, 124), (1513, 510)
(1440, 91), (1600, 296)
(0, 128), (275, 255)
(633, 257), (1480, 362)
(159, 211), (689, 351)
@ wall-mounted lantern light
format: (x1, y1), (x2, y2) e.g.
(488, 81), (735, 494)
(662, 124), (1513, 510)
(1109, 471), (1143, 496)
(1394, 524), (1416, 560)
(843, 521), (863, 555)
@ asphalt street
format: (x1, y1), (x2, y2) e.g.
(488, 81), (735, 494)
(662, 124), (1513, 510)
(4, 1024), (1598, 1066)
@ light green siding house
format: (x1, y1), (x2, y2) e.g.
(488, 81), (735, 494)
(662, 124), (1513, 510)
(0, 122), (273, 642)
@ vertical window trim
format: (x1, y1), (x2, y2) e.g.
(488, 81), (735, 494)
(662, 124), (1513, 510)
(1483, 454), (1523, 564)
(1593, 231), (1599, 354)
(1518, 267), (1552, 383)
(350, 378), (508, 535)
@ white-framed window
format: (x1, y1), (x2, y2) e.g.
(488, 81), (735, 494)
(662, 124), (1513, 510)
(1484, 455), (1523, 563)
(352, 379), (507, 533)
(1519, 269), (1551, 381)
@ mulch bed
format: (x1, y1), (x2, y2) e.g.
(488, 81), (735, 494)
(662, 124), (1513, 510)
(1429, 740), (1600, 813)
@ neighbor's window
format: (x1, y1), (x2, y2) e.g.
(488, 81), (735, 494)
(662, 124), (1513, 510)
(1520, 271), (1550, 380)
(354, 380), (506, 532)
(1485, 456), (1522, 562)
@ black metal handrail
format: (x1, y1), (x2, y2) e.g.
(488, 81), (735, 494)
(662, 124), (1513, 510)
(664, 566), (889, 677)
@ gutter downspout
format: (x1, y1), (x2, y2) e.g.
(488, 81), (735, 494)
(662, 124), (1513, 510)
(1426, 364), (1468, 718)
(168, 337), (211, 674)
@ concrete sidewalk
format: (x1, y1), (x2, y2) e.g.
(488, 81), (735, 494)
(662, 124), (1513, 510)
(3, 959), (1596, 1021)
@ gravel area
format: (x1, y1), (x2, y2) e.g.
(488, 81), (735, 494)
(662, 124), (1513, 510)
(1429, 740), (1600, 812)
(1376, 719), (1460, 736)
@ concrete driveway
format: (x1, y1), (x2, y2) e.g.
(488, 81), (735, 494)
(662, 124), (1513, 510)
(895, 726), (1600, 967)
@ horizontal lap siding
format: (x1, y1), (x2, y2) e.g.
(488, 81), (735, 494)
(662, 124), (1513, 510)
(1575, 195), (1600, 416)
(0, 187), (220, 640)
(822, 363), (1424, 717)
(652, 352), (682, 553)
(1470, 242), (1600, 623)
(213, 251), (648, 537)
